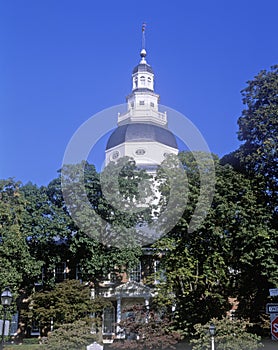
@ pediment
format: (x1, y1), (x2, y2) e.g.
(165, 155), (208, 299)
(115, 281), (151, 298)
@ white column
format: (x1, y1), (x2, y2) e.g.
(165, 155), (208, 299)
(145, 298), (149, 323)
(211, 336), (215, 350)
(116, 296), (121, 335)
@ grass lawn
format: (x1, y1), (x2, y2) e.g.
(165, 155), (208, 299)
(5, 345), (46, 350)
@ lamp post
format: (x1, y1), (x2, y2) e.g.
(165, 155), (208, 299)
(209, 323), (216, 350)
(0, 287), (13, 350)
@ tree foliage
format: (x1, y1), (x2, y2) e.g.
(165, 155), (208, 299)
(222, 65), (278, 223)
(47, 320), (97, 350)
(20, 181), (72, 288)
(219, 65), (278, 333)
(0, 179), (43, 297)
(26, 279), (109, 334)
(111, 304), (180, 350)
(190, 317), (262, 350)
(58, 160), (149, 285)
(153, 152), (278, 334)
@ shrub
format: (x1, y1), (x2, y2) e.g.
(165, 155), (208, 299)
(111, 305), (181, 350)
(23, 337), (40, 344)
(190, 317), (263, 350)
(47, 320), (97, 350)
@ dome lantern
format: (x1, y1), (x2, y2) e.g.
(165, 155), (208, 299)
(105, 25), (178, 168)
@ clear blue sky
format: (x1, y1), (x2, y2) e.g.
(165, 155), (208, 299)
(1, 0), (277, 186)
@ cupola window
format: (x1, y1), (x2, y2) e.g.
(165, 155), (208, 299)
(140, 76), (146, 86)
(111, 151), (120, 160)
(135, 148), (146, 155)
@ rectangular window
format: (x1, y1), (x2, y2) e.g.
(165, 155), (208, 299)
(139, 101), (145, 105)
(154, 260), (166, 284)
(103, 307), (115, 334)
(150, 102), (154, 107)
(55, 262), (66, 282)
(129, 262), (141, 283)
(75, 264), (82, 281)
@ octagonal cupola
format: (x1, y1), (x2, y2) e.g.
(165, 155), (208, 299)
(123, 26), (161, 124)
(132, 48), (154, 92)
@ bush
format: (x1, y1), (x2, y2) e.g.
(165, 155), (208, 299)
(190, 317), (263, 350)
(47, 320), (97, 350)
(23, 337), (40, 344)
(110, 305), (181, 350)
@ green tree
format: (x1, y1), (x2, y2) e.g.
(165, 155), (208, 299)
(19, 160), (146, 294)
(111, 304), (180, 350)
(220, 65), (278, 333)
(222, 65), (278, 223)
(20, 181), (73, 288)
(153, 152), (278, 334)
(190, 317), (262, 350)
(58, 160), (152, 287)
(47, 320), (97, 350)
(27, 280), (108, 334)
(0, 179), (42, 294)
(153, 153), (228, 333)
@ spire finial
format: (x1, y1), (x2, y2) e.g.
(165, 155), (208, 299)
(142, 22), (146, 50)
(140, 23), (147, 63)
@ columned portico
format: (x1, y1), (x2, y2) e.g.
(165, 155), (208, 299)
(113, 281), (152, 337)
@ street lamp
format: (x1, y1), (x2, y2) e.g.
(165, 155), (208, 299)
(1, 287), (13, 350)
(209, 323), (216, 350)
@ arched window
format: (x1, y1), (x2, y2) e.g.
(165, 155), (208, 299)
(140, 76), (146, 86)
(135, 148), (146, 155)
(147, 77), (152, 87)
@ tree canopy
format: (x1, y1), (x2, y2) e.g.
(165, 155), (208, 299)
(0, 179), (43, 296)
(222, 65), (278, 225)
(153, 151), (278, 335)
